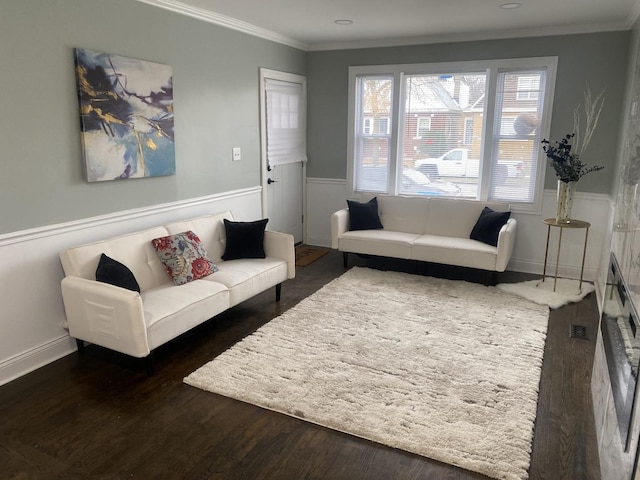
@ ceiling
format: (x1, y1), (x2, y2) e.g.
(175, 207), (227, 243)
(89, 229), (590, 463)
(140, 0), (640, 50)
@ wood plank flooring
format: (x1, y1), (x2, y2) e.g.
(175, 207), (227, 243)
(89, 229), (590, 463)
(0, 251), (600, 479)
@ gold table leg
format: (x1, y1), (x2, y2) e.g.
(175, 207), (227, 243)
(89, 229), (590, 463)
(579, 227), (589, 292)
(553, 226), (563, 292)
(542, 224), (551, 283)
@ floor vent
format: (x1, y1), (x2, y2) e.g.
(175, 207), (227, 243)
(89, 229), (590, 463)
(570, 324), (588, 340)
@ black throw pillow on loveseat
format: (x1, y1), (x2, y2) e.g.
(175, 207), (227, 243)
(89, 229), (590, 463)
(221, 218), (269, 260)
(470, 207), (511, 247)
(95, 253), (141, 292)
(347, 197), (383, 231)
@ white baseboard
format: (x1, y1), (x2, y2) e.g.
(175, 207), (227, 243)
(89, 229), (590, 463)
(507, 258), (598, 281)
(0, 335), (76, 387)
(305, 234), (332, 248)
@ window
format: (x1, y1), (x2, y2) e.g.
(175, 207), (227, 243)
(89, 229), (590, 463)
(363, 118), (373, 135)
(348, 58), (557, 211)
(353, 76), (393, 193)
(265, 78), (306, 166)
(416, 117), (432, 138)
(516, 75), (540, 101)
(463, 117), (474, 145)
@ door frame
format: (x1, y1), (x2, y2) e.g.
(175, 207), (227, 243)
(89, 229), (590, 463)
(259, 68), (307, 244)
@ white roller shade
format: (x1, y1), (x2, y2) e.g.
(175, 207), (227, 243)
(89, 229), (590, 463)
(265, 78), (307, 166)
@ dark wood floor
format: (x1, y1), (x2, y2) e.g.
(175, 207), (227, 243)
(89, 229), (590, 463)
(0, 250), (600, 479)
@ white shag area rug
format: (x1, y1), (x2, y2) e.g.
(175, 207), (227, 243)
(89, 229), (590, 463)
(185, 267), (549, 480)
(496, 277), (595, 309)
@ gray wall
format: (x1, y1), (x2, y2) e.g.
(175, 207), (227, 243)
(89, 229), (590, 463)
(306, 32), (630, 193)
(0, 0), (305, 235)
(0, 2), (631, 236)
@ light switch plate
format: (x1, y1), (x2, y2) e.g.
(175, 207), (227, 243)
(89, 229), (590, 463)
(232, 147), (241, 161)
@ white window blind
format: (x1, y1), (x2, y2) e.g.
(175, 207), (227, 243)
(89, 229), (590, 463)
(354, 76), (393, 193)
(489, 69), (546, 203)
(401, 72), (485, 198)
(265, 78), (307, 166)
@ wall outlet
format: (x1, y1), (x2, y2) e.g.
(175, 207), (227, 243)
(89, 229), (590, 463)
(232, 147), (241, 161)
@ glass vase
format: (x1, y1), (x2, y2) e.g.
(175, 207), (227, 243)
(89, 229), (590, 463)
(556, 180), (576, 223)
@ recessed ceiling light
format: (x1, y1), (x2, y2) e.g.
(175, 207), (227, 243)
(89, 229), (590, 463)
(334, 19), (354, 25)
(499, 2), (522, 9)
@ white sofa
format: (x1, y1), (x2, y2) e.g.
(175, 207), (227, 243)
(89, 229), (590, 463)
(59, 211), (295, 372)
(331, 195), (516, 278)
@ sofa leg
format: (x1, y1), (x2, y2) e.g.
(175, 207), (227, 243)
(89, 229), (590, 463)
(144, 353), (155, 376)
(485, 271), (498, 286)
(343, 252), (349, 268)
(275, 283), (282, 302)
(76, 339), (85, 355)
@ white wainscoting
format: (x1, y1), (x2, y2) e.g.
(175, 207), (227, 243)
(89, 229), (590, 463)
(306, 177), (612, 281)
(0, 187), (262, 387)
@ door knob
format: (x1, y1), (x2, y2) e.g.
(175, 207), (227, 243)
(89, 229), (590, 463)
(267, 178), (277, 184)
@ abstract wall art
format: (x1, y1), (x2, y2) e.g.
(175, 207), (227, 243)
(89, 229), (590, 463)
(74, 48), (175, 182)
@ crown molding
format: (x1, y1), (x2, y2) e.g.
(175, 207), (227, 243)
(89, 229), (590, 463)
(135, 0), (633, 53)
(307, 21), (632, 52)
(134, 0), (308, 50)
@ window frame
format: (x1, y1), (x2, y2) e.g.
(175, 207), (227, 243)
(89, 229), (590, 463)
(347, 57), (557, 214)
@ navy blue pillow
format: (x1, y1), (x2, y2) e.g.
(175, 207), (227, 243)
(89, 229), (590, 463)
(470, 207), (511, 247)
(95, 253), (141, 292)
(347, 197), (383, 231)
(222, 218), (268, 260)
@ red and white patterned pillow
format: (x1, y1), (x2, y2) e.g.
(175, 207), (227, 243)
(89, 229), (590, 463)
(151, 231), (217, 285)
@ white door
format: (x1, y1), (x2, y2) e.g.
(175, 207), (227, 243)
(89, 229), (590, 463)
(260, 69), (306, 243)
(266, 162), (303, 240)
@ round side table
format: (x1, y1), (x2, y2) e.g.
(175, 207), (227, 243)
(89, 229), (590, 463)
(542, 218), (591, 292)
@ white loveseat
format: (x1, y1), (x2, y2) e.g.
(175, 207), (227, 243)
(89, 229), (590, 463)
(59, 211), (295, 372)
(331, 195), (516, 278)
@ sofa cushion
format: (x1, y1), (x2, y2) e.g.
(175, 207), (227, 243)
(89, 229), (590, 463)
(151, 231), (218, 285)
(425, 198), (508, 237)
(339, 230), (419, 259)
(347, 197), (383, 231)
(143, 280), (230, 350)
(470, 207), (511, 247)
(222, 218), (268, 260)
(377, 195), (429, 234)
(412, 235), (498, 271)
(95, 253), (140, 292)
(164, 211), (233, 263)
(59, 226), (170, 291)
(205, 258), (289, 306)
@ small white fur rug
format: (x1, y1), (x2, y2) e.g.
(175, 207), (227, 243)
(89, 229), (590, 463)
(496, 277), (595, 309)
(185, 267), (549, 480)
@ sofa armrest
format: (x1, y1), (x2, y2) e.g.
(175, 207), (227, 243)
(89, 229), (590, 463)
(495, 218), (517, 272)
(60, 276), (150, 358)
(331, 208), (350, 249)
(264, 230), (296, 279)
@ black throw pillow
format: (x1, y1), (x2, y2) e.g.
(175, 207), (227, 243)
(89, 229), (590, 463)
(347, 197), (383, 231)
(95, 253), (141, 292)
(222, 218), (268, 260)
(470, 207), (511, 247)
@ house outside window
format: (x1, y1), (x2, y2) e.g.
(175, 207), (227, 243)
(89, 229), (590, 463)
(416, 117), (432, 138)
(516, 75), (540, 101)
(347, 57), (557, 212)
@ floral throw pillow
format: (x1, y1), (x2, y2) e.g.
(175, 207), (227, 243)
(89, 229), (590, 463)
(151, 231), (218, 285)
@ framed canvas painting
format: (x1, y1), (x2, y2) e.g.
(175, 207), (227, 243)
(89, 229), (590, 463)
(74, 48), (175, 182)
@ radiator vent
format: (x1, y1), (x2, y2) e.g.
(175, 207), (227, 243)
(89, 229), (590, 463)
(570, 324), (588, 340)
